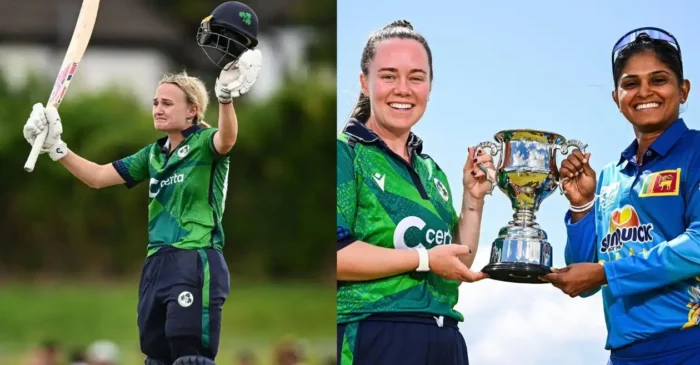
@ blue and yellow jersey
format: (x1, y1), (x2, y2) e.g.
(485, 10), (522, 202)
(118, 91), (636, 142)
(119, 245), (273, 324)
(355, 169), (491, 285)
(564, 119), (700, 350)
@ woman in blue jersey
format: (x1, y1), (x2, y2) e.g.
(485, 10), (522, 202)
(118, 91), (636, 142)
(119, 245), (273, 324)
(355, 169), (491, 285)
(543, 27), (700, 365)
(336, 20), (496, 365)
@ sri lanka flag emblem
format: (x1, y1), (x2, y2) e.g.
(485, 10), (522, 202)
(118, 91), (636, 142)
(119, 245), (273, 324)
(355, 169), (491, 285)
(639, 168), (681, 197)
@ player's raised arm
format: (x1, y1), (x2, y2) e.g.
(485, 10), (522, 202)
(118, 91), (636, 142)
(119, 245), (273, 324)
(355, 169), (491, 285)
(22, 103), (126, 189)
(211, 49), (262, 156)
(195, 5), (262, 157)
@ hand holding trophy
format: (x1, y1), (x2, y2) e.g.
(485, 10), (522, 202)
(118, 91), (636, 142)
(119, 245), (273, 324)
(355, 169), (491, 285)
(475, 130), (587, 284)
(463, 146), (498, 201)
(560, 150), (597, 208)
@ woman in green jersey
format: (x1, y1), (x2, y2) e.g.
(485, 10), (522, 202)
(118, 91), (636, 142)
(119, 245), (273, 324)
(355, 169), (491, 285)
(23, 59), (262, 365)
(336, 19), (495, 365)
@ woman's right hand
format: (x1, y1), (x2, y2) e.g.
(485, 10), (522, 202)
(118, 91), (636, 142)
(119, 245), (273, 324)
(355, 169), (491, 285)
(428, 244), (488, 283)
(560, 150), (596, 206)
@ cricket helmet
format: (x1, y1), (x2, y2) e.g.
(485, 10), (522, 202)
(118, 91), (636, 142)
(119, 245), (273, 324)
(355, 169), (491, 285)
(196, 1), (259, 70)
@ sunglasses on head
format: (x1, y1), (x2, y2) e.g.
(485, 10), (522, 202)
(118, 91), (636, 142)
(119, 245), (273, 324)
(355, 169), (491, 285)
(611, 27), (682, 73)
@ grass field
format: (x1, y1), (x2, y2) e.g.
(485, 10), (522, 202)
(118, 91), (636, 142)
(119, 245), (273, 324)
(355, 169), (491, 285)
(0, 280), (335, 364)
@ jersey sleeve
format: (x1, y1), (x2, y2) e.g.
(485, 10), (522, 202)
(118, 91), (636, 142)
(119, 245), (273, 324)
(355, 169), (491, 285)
(604, 158), (700, 298)
(111, 145), (151, 189)
(337, 139), (358, 251)
(198, 127), (230, 159)
(564, 210), (599, 265)
(562, 168), (606, 298)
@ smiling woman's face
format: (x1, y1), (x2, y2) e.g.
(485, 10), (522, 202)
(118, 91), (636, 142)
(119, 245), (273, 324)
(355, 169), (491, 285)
(613, 51), (689, 133)
(361, 38), (432, 134)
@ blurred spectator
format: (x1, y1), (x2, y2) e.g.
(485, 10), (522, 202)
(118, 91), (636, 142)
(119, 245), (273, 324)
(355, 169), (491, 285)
(235, 349), (256, 365)
(85, 340), (120, 365)
(69, 348), (88, 365)
(273, 337), (307, 365)
(24, 340), (60, 365)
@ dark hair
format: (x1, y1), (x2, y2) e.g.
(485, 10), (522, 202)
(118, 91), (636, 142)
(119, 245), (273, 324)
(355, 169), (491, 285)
(350, 20), (433, 122)
(613, 38), (683, 88)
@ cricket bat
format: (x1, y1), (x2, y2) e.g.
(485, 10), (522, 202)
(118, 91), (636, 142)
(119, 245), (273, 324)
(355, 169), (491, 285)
(24, 0), (100, 172)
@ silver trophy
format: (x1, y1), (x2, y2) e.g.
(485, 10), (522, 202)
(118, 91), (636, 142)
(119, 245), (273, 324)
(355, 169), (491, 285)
(476, 129), (586, 284)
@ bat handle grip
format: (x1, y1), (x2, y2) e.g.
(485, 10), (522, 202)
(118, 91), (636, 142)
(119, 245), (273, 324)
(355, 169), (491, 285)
(24, 128), (48, 172)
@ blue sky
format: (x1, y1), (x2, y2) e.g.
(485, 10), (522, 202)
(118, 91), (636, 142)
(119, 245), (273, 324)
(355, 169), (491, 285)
(337, 1), (700, 364)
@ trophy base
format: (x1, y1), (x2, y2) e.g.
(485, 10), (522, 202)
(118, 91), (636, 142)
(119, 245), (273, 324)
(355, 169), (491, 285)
(482, 262), (552, 284)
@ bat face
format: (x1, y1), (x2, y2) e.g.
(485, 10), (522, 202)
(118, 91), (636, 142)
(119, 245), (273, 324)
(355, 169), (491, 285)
(49, 62), (79, 107)
(47, 0), (100, 108)
(24, 0), (100, 172)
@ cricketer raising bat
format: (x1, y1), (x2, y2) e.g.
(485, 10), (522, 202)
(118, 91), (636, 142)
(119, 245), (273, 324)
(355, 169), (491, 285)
(24, 0), (100, 172)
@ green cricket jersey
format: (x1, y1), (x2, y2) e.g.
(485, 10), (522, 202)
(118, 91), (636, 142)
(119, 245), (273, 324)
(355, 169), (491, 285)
(112, 125), (230, 256)
(336, 119), (463, 324)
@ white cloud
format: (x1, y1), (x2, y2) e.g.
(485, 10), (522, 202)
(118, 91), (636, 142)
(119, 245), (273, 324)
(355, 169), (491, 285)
(456, 252), (611, 365)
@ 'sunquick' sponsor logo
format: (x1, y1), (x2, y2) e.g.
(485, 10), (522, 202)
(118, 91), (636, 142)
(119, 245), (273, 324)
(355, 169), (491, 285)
(600, 205), (654, 254)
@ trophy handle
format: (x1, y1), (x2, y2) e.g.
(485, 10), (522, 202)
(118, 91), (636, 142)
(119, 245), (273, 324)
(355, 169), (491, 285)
(555, 139), (588, 195)
(474, 141), (501, 195)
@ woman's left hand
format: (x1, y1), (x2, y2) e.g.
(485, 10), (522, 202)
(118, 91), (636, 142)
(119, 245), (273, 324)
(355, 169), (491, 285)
(463, 146), (497, 201)
(541, 263), (607, 297)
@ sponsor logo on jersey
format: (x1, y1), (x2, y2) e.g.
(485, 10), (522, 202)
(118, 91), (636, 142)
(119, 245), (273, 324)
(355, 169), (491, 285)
(393, 216), (452, 250)
(600, 205), (654, 254)
(639, 168), (681, 197)
(149, 173), (185, 198)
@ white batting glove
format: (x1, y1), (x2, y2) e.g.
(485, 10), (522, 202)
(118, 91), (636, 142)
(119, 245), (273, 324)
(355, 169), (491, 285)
(23, 103), (50, 151)
(22, 103), (67, 161)
(44, 105), (67, 161)
(232, 49), (262, 96)
(214, 49), (263, 103)
(215, 77), (233, 104)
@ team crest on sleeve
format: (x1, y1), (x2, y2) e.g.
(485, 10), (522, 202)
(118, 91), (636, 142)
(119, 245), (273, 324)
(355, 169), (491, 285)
(639, 168), (681, 197)
(178, 291), (194, 307)
(177, 145), (190, 158)
(434, 178), (449, 202)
